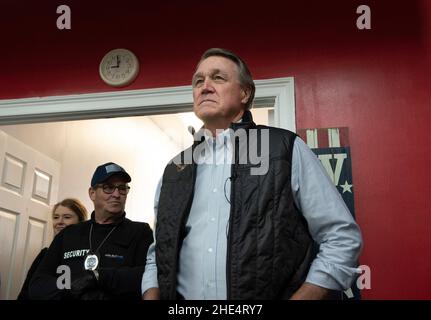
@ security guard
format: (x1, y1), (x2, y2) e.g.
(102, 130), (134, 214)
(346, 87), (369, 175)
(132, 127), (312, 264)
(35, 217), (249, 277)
(29, 162), (153, 300)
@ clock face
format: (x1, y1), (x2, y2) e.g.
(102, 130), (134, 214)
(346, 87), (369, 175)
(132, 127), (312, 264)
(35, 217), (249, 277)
(99, 48), (139, 87)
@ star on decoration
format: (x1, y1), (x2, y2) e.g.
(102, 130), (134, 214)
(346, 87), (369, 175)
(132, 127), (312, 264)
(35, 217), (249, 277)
(339, 180), (353, 193)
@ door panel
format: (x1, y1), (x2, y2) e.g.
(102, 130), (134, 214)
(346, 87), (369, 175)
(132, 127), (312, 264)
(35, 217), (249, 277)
(0, 130), (59, 299)
(0, 209), (19, 299)
(21, 218), (46, 284)
(2, 153), (26, 194)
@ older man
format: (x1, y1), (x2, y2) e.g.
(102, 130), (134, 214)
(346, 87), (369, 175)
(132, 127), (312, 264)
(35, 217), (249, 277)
(30, 162), (153, 299)
(142, 48), (362, 300)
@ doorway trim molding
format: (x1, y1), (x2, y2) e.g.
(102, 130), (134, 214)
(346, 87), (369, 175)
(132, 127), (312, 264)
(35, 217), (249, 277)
(0, 77), (296, 131)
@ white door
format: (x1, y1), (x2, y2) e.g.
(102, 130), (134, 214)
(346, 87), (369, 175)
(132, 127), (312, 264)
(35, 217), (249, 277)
(0, 130), (60, 299)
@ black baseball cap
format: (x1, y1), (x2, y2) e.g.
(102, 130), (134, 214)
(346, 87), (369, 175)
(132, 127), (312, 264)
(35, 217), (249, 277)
(91, 162), (131, 187)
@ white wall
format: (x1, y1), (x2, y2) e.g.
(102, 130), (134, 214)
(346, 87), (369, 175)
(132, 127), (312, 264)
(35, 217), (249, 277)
(0, 122), (67, 162)
(59, 116), (183, 227)
(1, 116), (182, 229)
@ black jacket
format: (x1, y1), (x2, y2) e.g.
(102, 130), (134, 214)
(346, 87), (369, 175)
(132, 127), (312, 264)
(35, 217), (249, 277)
(156, 111), (315, 300)
(29, 212), (153, 300)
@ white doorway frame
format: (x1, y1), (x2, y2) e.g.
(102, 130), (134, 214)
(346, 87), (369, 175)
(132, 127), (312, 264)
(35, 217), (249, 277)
(0, 77), (296, 131)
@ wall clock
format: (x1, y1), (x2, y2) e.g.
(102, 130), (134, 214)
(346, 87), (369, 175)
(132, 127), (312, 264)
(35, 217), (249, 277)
(99, 48), (139, 87)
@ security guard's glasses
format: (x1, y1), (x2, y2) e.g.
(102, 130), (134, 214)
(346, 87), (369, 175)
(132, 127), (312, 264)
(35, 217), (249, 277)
(95, 184), (130, 195)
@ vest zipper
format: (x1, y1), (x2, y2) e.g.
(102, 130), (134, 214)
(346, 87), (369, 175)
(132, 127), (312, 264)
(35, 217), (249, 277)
(226, 145), (239, 299)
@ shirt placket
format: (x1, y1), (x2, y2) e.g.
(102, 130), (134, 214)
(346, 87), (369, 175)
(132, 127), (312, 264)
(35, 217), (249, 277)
(215, 136), (231, 299)
(202, 139), (219, 299)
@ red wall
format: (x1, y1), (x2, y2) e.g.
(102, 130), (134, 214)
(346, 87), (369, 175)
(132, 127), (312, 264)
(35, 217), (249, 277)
(1, 0), (431, 299)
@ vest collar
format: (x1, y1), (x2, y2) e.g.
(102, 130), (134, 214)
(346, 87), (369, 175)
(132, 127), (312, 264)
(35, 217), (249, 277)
(230, 109), (255, 131)
(190, 110), (256, 152)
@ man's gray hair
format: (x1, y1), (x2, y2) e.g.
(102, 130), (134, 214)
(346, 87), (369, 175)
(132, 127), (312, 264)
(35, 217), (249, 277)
(198, 48), (256, 110)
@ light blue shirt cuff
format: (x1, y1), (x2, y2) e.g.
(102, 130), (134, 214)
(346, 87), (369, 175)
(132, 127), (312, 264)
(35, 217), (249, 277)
(305, 259), (361, 291)
(141, 244), (159, 295)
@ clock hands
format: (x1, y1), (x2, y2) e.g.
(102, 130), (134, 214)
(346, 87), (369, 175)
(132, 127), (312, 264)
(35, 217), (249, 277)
(111, 55), (120, 68)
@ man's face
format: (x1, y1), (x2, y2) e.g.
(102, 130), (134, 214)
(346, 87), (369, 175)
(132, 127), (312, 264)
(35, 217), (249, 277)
(192, 56), (249, 125)
(89, 175), (128, 216)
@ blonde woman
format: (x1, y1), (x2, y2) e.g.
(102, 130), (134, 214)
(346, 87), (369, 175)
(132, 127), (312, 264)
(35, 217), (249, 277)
(17, 198), (88, 300)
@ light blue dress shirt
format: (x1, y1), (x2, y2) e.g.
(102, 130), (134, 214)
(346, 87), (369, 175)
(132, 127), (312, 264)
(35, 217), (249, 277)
(142, 130), (362, 299)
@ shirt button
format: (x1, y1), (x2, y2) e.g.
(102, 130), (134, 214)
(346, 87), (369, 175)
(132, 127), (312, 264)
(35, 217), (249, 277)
(210, 217), (215, 222)
(208, 248), (213, 253)
(212, 188), (217, 193)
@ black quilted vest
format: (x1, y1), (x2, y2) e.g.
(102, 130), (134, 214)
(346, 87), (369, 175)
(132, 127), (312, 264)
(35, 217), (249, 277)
(156, 111), (315, 299)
